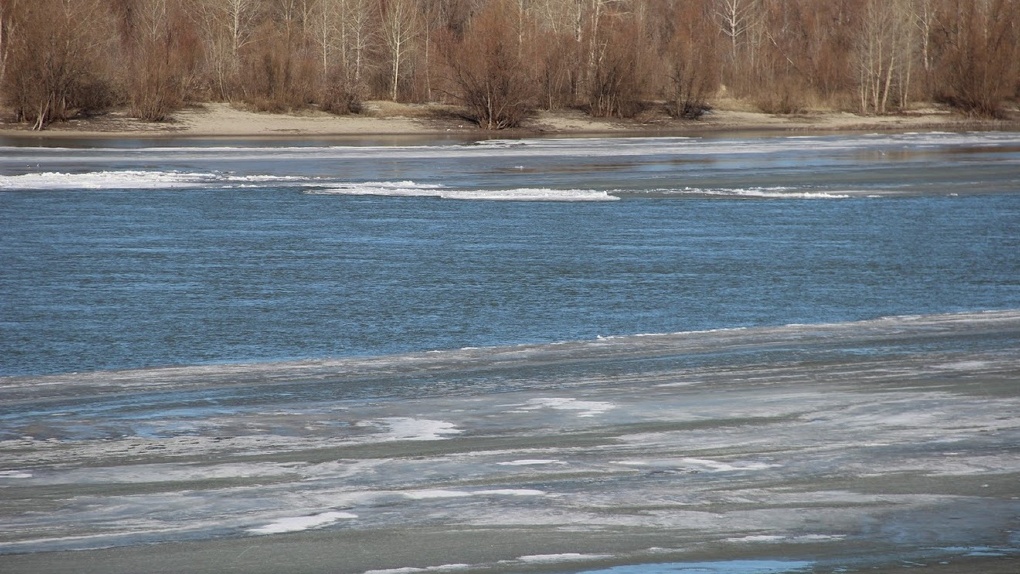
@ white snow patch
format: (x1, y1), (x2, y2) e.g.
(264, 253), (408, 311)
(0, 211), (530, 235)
(936, 360), (989, 371)
(681, 457), (778, 472)
(513, 397), (615, 418)
(359, 418), (462, 441)
(403, 489), (472, 500)
(247, 511), (357, 535)
(729, 535), (787, 543)
(497, 459), (564, 466)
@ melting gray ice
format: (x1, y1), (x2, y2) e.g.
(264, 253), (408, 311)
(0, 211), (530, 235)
(1, 311), (1019, 573)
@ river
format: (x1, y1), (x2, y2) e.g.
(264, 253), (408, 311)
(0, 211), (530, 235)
(1, 132), (1018, 573)
(2, 132), (1019, 376)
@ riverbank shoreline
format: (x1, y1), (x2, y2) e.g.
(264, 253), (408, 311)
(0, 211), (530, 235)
(1, 100), (1018, 140)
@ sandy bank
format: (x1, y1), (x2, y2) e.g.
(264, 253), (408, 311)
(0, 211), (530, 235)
(1, 100), (1017, 140)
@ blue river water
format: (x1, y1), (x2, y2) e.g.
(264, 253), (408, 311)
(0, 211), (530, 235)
(1, 132), (1019, 376)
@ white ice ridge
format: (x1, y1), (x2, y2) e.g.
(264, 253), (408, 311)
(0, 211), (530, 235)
(358, 417), (463, 441)
(0, 170), (212, 190)
(511, 397), (616, 418)
(513, 553), (613, 564)
(726, 534), (847, 544)
(305, 181), (619, 201)
(0, 170), (308, 190)
(0, 470), (33, 479)
(497, 459), (565, 466)
(649, 186), (851, 199)
(247, 511), (357, 535)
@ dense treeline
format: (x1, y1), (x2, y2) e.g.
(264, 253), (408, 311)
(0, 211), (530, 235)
(0, 0), (1017, 130)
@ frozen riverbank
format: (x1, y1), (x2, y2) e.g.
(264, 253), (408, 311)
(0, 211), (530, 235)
(2, 311), (1018, 573)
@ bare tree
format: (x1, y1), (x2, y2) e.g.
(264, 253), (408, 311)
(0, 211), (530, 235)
(227, 0), (261, 56)
(380, 0), (418, 101)
(715, 0), (758, 62)
(577, 0), (623, 103)
(316, 0), (372, 112)
(894, 0), (917, 109)
(343, 0), (375, 88)
(193, 0), (263, 99)
(328, 0), (374, 84)
(418, 0), (445, 101)
(1, 0), (1016, 128)
(856, 0), (904, 114)
(910, 0), (936, 97)
(0, 0), (21, 89)
(272, 0), (313, 43)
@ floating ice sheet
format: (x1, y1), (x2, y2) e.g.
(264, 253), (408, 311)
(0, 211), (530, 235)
(306, 181), (620, 201)
(0, 170), (309, 190)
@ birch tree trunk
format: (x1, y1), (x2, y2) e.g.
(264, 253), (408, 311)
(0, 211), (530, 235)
(381, 0), (418, 102)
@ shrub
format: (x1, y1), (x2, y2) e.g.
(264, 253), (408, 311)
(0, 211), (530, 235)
(2, 0), (119, 129)
(662, 2), (720, 120)
(932, 0), (1020, 118)
(442, 0), (536, 130)
(124, 0), (201, 122)
(320, 81), (363, 115)
(755, 80), (807, 115)
(586, 20), (646, 119)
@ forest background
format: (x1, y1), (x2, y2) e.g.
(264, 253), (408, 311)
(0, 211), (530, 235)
(0, 0), (1018, 131)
